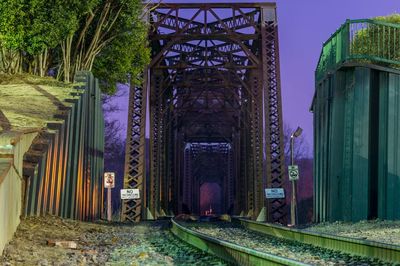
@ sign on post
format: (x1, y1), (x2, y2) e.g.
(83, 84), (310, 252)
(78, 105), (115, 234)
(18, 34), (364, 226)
(265, 188), (285, 199)
(288, 165), (299, 181)
(104, 172), (115, 222)
(104, 172), (115, 188)
(121, 189), (140, 200)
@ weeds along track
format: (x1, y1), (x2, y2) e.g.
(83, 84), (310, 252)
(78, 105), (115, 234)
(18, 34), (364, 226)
(172, 219), (392, 266)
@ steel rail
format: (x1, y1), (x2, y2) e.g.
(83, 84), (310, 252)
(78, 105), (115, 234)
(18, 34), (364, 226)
(237, 218), (400, 264)
(170, 219), (307, 266)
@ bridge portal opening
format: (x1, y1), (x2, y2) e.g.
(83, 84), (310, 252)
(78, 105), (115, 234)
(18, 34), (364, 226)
(183, 142), (233, 215)
(122, 2), (286, 223)
(200, 182), (222, 215)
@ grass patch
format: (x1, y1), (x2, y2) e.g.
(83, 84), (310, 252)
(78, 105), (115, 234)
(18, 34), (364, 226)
(0, 74), (78, 131)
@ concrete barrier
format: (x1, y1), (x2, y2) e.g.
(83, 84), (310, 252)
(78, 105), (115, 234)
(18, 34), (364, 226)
(0, 131), (38, 255)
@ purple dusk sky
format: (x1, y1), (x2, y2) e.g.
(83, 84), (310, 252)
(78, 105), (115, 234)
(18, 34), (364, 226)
(109, 0), (399, 156)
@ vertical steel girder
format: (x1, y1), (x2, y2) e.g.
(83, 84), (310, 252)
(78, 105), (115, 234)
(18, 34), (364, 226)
(183, 147), (192, 212)
(249, 69), (264, 219)
(122, 71), (148, 222)
(261, 14), (286, 223)
(149, 70), (163, 217)
(123, 3), (285, 222)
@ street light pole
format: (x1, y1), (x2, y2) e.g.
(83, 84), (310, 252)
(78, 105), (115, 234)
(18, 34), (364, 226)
(290, 126), (302, 226)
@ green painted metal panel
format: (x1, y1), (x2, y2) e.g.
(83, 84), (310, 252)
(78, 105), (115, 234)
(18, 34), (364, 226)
(314, 65), (400, 222)
(378, 72), (400, 220)
(386, 73), (400, 220)
(350, 67), (371, 221)
(327, 71), (345, 221)
(314, 18), (400, 222)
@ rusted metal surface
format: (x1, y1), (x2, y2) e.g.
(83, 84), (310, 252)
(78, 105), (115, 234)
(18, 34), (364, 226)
(124, 3), (285, 223)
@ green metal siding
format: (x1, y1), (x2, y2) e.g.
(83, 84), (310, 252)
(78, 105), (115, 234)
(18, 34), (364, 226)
(378, 73), (400, 220)
(350, 68), (371, 221)
(314, 66), (400, 222)
(314, 18), (400, 222)
(327, 71), (345, 221)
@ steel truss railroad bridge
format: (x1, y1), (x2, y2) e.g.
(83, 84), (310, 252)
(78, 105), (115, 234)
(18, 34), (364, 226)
(122, 2), (285, 223)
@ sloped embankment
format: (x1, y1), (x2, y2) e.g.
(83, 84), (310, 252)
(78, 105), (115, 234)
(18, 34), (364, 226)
(0, 72), (104, 255)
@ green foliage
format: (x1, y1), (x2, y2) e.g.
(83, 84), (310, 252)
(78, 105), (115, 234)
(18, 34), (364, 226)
(25, 0), (95, 55)
(0, 0), (26, 50)
(351, 14), (400, 68)
(93, 0), (150, 94)
(52, 0), (99, 40)
(25, 0), (57, 55)
(82, 0), (150, 94)
(0, 0), (150, 93)
(374, 13), (400, 24)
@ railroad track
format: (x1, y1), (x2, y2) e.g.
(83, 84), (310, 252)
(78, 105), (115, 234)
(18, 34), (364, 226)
(171, 218), (307, 266)
(171, 218), (398, 265)
(237, 218), (400, 264)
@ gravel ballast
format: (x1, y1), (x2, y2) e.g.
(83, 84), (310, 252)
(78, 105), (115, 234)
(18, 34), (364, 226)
(181, 221), (389, 266)
(306, 220), (400, 246)
(1, 216), (228, 265)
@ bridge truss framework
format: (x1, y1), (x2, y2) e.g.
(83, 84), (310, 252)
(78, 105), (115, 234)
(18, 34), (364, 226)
(122, 2), (286, 223)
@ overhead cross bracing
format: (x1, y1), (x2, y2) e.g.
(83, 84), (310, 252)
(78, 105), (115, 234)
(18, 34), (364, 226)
(122, 2), (286, 223)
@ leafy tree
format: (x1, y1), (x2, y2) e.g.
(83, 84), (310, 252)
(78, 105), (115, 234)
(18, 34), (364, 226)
(0, 0), (150, 95)
(93, 23), (149, 93)
(54, 0), (100, 82)
(24, 0), (70, 76)
(60, 0), (150, 93)
(0, 0), (26, 74)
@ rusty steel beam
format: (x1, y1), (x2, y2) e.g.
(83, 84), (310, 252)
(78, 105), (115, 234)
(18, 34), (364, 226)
(148, 3), (276, 8)
(124, 2), (285, 223)
(261, 10), (286, 223)
(122, 71), (148, 222)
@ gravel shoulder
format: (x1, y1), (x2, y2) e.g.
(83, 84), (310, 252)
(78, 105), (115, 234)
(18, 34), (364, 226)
(306, 220), (400, 246)
(1, 216), (228, 266)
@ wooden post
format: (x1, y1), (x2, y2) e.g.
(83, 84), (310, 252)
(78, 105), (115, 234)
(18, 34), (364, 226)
(107, 187), (112, 222)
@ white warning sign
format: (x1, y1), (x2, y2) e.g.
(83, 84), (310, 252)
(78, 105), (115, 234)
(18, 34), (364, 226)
(120, 189), (140, 200)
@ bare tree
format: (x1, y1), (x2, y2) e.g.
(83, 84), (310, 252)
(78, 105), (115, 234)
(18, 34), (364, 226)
(102, 85), (127, 160)
(102, 84), (128, 217)
(283, 122), (309, 164)
(102, 85), (128, 113)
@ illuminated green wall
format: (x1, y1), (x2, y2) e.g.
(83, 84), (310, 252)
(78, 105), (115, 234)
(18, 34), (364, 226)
(313, 66), (400, 222)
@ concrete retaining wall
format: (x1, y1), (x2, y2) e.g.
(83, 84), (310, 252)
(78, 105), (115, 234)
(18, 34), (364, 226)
(0, 131), (38, 255)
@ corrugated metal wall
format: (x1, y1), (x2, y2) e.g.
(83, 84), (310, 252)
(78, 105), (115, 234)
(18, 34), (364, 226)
(378, 72), (400, 220)
(23, 71), (104, 220)
(313, 66), (400, 222)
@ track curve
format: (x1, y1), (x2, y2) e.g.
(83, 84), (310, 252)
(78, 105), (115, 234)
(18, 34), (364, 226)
(170, 218), (308, 266)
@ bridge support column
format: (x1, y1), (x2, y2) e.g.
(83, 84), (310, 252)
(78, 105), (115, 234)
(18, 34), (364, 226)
(261, 8), (286, 223)
(122, 69), (148, 222)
